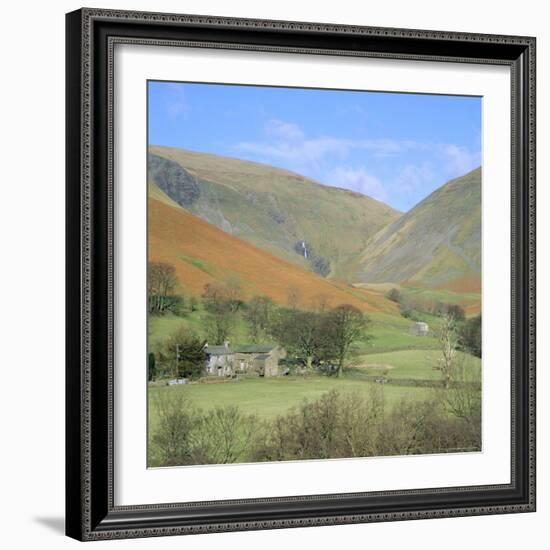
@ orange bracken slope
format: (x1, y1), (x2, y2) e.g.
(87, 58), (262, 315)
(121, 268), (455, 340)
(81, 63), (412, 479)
(148, 197), (393, 313)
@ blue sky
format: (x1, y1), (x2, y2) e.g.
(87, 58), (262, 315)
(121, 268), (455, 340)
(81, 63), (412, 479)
(148, 81), (481, 212)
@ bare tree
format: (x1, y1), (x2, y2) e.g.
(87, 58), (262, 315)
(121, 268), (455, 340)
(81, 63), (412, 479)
(312, 293), (330, 313)
(437, 313), (458, 389)
(148, 262), (179, 314)
(444, 354), (482, 443)
(202, 282), (227, 313)
(203, 277), (243, 314)
(202, 280), (241, 344)
(224, 276), (244, 313)
(205, 311), (235, 345)
(244, 296), (274, 343)
(151, 392), (195, 466)
(194, 406), (258, 464)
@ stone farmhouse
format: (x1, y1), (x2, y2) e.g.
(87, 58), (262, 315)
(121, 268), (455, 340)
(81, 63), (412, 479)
(204, 342), (286, 378)
(204, 341), (234, 377)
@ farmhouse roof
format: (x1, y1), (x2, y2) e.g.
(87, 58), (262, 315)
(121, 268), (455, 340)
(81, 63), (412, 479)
(204, 345), (233, 356)
(234, 344), (276, 354)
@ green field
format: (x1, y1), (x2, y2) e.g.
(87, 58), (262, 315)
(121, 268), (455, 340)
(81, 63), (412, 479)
(148, 375), (431, 430)
(354, 349), (481, 380)
(358, 312), (442, 354)
(148, 300), (481, 457)
(148, 344), (481, 431)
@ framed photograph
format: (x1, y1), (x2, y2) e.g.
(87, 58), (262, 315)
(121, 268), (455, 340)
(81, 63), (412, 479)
(66, 8), (536, 541)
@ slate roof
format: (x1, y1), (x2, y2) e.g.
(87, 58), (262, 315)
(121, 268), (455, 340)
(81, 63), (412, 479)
(234, 344), (276, 354)
(204, 345), (233, 356)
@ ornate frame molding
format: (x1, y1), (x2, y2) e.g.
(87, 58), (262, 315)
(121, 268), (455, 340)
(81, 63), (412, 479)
(66, 8), (536, 541)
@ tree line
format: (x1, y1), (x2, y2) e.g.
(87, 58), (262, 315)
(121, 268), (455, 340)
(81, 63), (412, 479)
(148, 262), (196, 315)
(272, 303), (368, 377)
(150, 385), (480, 467)
(148, 262), (370, 379)
(150, 297), (368, 381)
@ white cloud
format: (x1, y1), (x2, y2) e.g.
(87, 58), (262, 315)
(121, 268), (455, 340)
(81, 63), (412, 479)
(234, 118), (427, 175)
(233, 118), (480, 205)
(440, 144), (481, 176)
(392, 162), (435, 196)
(264, 119), (304, 141)
(327, 167), (388, 202)
(360, 138), (423, 157)
(236, 130), (351, 174)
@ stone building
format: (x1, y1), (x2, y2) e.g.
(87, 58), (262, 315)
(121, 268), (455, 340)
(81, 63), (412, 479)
(234, 344), (287, 377)
(204, 342), (286, 378)
(204, 341), (235, 377)
(409, 321), (429, 336)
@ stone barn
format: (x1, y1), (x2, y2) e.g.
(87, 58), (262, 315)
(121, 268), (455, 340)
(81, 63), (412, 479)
(233, 344), (287, 377)
(409, 321), (429, 336)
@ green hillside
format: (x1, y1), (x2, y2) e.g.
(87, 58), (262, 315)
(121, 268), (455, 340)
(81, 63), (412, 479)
(148, 145), (400, 280)
(354, 168), (481, 290)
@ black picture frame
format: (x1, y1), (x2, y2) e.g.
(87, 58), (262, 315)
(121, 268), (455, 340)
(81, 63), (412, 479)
(66, 7), (536, 541)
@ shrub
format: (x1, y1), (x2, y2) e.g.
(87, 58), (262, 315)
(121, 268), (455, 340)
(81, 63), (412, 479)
(399, 304), (421, 321)
(194, 406), (259, 464)
(459, 314), (482, 357)
(148, 352), (156, 382)
(151, 396), (261, 466)
(151, 389), (481, 467)
(447, 304), (466, 322)
(163, 327), (206, 379)
(151, 392), (196, 466)
(253, 389), (480, 463)
(385, 288), (402, 303)
(254, 389), (383, 461)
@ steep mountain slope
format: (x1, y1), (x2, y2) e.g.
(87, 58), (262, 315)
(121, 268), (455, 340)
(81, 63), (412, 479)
(354, 168), (481, 290)
(148, 189), (394, 313)
(148, 145), (400, 280)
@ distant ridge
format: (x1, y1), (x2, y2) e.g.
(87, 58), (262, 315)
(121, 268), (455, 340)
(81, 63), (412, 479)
(148, 145), (481, 292)
(354, 168), (482, 291)
(148, 145), (400, 281)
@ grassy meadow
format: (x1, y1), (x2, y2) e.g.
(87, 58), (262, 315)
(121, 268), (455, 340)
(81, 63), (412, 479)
(148, 374), (432, 426)
(354, 349), (480, 381)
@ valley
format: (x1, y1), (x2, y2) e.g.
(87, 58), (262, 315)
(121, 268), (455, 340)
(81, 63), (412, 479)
(146, 145), (482, 467)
